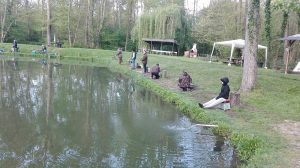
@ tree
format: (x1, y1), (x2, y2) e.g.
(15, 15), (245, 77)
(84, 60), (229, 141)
(1, 0), (14, 43)
(46, 0), (52, 46)
(240, 0), (260, 92)
(264, 0), (271, 49)
(273, 0), (300, 73)
(125, 0), (136, 51)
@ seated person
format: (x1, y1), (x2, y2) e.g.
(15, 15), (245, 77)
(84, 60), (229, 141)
(151, 64), (160, 79)
(178, 71), (192, 91)
(198, 77), (230, 109)
(41, 45), (47, 53)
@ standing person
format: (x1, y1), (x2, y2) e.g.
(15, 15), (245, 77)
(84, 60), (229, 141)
(151, 64), (160, 79)
(178, 71), (192, 91)
(117, 48), (123, 64)
(198, 77), (230, 109)
(12, 39), (18, 52)
(131, 49), (137, 69)
(141, 48), (148, 73)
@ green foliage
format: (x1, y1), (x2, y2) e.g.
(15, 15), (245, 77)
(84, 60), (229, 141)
(193, 0), (243, 43)
(230, 133), (263, 163)
(175, 13), (193, 55)
(272, 0), (300, 13)
(212, 122), (231, 137)
(132, 4), (188, 50)
(99, 28), (126, 50)
(264, 0), (272, 48)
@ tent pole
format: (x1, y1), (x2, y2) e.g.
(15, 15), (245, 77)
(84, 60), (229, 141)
(229, 44), (235, 66)
(209, 43), (216, 63)
(264, 48), (268, 69)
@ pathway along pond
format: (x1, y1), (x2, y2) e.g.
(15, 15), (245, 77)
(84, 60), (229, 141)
(0, 59), (238, 167)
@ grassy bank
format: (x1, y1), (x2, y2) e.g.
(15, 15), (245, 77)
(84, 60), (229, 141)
(1, 43), (299, 167)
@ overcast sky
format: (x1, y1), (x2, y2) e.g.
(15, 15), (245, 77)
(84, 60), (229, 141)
(185, 0), (211, 12)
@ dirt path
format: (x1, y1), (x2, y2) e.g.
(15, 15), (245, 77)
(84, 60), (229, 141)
(275, 120), (300, 167)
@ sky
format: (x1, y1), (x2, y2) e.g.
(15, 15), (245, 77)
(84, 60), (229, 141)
(185, 0), (211, 12)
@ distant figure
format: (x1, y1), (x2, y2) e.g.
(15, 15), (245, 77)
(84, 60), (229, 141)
(190, 43), (197, 57)
(41, 45), (47, 53)
(141, 48), (148, 73)
(198, 77), (230, 109)
(12, 39), (18, 52)
(131, 49), (137, 69)
(151, 64), (160, 79)
(178, 71), (192, 91)
(56, 39), (62, 48)
(117, 48), (123, 64)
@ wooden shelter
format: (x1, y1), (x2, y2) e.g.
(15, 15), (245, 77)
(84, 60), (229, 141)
(142, 38), (178, 56)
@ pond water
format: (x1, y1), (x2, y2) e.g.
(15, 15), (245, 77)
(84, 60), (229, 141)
(0, 59), (238, 168)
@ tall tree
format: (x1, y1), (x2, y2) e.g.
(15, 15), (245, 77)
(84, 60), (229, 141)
(273, 0), (300, 72)
(240, 0), (260, 92)
(264, 0), (271, 49)
(125, 0), (136, 51)
(46, 0), (51, 46)
(1, 0), (13, 43)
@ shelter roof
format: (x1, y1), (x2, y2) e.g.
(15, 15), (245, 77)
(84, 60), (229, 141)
(142, 38), (178, 46)
(281, 34), (300, 41)
(214, 39), (267, 49)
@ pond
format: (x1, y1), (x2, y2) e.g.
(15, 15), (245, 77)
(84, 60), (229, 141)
(0, 59), (238, 168)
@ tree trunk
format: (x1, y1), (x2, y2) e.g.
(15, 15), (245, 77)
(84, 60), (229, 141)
(85, 0), (93, 48)
(240, 0), (260, 92)
(85, 0), (90, 47)
(68, 0), (72, 47)
(118, 0), (121, 29)
(46, 0), (51, 46)
(125, 0), (134, 51)
(264, 0), (271, 48)
(25, 0), (31, 40)
(97, 0), (107, 48)
(243, 0), (248, 38)
(1, 0), (8, 43)
(239, 0), (243, 37)
(298, 12), (300, 32)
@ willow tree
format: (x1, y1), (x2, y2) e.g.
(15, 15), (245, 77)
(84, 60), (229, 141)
(131, 4), (186, 49)
(240, 0), (260, 92)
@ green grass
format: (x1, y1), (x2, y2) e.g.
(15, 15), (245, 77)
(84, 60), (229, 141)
(1, 43), (299, 167)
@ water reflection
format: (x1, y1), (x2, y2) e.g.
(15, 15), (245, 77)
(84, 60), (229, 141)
(0, 59), (238, 167)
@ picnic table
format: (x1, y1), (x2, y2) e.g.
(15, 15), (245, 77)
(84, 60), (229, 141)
(222, 58), (243, 65)
(151, 49), (177, 56)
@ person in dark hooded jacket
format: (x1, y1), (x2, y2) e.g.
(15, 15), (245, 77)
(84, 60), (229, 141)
(198, 77), (230, 109)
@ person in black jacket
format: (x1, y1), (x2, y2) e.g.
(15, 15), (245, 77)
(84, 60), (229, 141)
(198, 77), (230, 109)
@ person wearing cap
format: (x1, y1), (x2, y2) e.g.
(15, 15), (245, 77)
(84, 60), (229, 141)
(198, 77), (230, 108)
(151, 64), (160, 79)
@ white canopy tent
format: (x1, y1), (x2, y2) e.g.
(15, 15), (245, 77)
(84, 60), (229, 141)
(209, 39), (268, 68)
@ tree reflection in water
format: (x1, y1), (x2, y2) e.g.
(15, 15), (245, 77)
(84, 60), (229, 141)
(0, 59), (238, 168)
